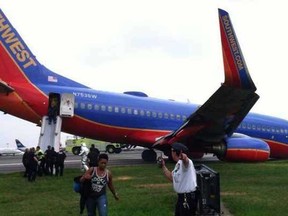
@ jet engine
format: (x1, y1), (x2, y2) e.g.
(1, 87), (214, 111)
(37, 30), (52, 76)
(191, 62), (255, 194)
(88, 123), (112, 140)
(217, 135), (270, 162)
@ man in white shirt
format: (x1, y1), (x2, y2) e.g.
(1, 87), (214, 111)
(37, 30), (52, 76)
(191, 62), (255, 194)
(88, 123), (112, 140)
(161, 142), (198, 216)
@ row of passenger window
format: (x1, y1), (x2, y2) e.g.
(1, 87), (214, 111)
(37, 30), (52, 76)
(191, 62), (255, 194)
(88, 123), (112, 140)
(75, 102), (187, 121)
(239, 122), (288, 134)
(73, 102), (288, 134)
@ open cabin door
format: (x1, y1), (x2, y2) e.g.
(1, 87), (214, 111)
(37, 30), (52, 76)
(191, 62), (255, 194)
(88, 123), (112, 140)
(60, 93), (75, 117)
(38, 93), (75, 152)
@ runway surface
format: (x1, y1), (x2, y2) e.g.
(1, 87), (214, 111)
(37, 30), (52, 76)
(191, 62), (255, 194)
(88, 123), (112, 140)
(0, 150), (217, 174)
(0, 150), (146, 174)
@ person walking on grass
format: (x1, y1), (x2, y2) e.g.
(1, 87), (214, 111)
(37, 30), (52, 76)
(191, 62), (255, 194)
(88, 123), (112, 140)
(80, 153), (119, 216)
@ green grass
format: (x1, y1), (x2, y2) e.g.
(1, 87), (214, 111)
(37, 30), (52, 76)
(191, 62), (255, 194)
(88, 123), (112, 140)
(0, 160), (288, 216)
(206, 160), (288, 216)
(0, 165), (175, 216)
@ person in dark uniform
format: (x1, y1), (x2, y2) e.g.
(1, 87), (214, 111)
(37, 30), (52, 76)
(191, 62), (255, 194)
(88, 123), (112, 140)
(45, 145), (53, 175)
(161, 142), (198, 216)
(87, 144), (99, 167)
(48, 97), (58, 125)
(80, 153), (119, 216)
(51, 147), (57, 175)
(27, 147), (38, 182)
(22, 148), (29, 177)
(55, 149), (66, 176)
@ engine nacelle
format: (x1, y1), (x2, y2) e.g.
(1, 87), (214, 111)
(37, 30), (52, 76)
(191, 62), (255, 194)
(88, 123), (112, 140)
(219, 136), (270, 162)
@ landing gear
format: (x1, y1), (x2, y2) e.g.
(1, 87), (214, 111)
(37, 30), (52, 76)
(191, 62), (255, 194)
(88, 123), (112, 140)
(141, 149), (157, 162)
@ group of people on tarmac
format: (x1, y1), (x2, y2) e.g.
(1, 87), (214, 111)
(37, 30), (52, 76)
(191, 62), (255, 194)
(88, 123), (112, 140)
(22, 145), (66, 182)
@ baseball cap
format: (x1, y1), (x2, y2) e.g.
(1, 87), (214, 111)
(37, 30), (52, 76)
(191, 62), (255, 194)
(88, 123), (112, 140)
(171, 142), (188, 152)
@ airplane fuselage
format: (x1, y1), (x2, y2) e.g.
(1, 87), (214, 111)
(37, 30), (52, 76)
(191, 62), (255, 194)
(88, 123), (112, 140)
(0, 148), (23, 156)
(2, 84), (288, 159)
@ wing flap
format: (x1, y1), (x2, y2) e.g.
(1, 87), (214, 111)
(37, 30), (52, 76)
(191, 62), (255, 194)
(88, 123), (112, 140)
(191, 85), (259, 142)
(155, 86), (259, 147)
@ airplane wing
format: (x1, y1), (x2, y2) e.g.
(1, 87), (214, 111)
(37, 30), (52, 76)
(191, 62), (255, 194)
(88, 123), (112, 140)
(154, 9), (259, 148)
(0, 80), (14, 94)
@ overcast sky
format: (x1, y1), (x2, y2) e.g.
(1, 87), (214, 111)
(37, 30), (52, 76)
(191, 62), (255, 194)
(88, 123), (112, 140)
(0, 0), (287, 148)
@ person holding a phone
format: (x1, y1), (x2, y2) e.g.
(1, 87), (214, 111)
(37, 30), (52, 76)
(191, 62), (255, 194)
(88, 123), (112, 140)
(161, 142), (198, 216)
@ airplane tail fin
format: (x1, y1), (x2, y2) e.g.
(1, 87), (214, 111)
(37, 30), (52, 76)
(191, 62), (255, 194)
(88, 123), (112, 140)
(0, 9), (88, 90)
(218, 9), (256, 91)
(15, 139), (26, 148)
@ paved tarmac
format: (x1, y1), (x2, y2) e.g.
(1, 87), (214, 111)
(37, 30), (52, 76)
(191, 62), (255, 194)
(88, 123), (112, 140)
(0, 150), (222, 173)
(0, 150), (149, 174)
(0, 150), (219, 174)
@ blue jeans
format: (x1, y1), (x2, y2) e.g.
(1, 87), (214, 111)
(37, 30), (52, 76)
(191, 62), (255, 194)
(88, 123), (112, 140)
(86, 194), (107, 216)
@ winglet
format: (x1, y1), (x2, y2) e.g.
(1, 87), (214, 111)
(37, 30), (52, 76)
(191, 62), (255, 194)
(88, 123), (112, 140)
(218, 9), (256, 91)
